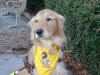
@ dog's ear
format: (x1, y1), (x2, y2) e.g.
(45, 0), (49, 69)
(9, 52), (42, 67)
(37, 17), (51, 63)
(28, 18), (34, 28)
(57, 15), (67, 43)
(57, 15), (65, 34)
(28, 19), (35, 41)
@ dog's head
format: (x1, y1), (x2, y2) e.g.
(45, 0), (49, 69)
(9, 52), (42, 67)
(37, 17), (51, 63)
(29, 9), (66, 47)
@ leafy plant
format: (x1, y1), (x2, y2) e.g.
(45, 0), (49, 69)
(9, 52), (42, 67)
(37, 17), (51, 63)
(26, 0), (44, 11)
(45, 0), (100, 74)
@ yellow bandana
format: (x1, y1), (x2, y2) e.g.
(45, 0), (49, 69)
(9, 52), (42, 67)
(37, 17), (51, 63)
(34, 46), (59, 75)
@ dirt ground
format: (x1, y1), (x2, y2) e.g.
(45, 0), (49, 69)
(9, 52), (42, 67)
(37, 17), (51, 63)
(62, 47), (88, 75)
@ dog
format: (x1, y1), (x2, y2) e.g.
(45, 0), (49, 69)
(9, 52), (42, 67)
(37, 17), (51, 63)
(16, 9), (71, 75)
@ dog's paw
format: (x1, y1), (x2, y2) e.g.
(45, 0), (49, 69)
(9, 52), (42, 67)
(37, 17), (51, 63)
(28, 57), (34, 65)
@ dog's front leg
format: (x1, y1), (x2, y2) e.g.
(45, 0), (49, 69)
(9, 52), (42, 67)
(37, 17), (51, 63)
(28, 46), (36, 65)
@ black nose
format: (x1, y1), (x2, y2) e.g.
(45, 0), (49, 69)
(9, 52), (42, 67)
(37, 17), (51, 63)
(36, 29), (43, 35)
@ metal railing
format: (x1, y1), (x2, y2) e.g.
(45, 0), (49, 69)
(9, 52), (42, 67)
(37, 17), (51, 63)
(0, 0), (27, 25)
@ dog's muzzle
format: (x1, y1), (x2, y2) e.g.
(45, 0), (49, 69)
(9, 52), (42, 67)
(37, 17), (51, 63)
(36, 29), (43, 36)
(35, 29), (44, 39)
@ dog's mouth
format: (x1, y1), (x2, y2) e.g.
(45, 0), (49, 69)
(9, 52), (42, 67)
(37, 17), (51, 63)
(35, 33), (44, 39)
(35, 29), (48, 40)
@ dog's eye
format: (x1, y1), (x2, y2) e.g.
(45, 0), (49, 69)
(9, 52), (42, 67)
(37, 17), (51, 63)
(35, 20), (38, 22)
(47, 18), (52, 21)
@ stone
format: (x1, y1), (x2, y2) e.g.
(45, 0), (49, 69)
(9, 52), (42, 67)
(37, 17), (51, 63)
(0, 13), (32, 51)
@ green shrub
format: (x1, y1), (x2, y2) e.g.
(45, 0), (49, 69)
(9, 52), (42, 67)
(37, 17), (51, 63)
(26, 0), (44, 11)
(45, 0), (100, 74)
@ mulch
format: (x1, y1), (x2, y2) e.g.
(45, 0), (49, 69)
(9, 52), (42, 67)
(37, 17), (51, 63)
(62, 47), (88, 75)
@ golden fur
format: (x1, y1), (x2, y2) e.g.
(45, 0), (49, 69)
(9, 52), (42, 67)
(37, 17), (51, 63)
(17, 9), (71, 75)
(29, 9), (66, 48)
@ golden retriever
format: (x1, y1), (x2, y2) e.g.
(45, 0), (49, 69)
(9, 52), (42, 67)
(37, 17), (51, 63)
(17, 9), (71, 75)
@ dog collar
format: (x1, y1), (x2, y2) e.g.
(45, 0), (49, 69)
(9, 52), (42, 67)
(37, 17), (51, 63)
(34, 46), (59, 75)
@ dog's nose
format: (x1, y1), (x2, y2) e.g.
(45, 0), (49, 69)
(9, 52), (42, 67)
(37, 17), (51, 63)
(36, 29), (43, 35)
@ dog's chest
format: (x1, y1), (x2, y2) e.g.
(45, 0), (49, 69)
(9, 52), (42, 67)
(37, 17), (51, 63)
(34, 46), (59, 75)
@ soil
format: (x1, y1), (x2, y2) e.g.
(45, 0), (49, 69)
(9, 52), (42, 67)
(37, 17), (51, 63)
(62, 47), (88, 75)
